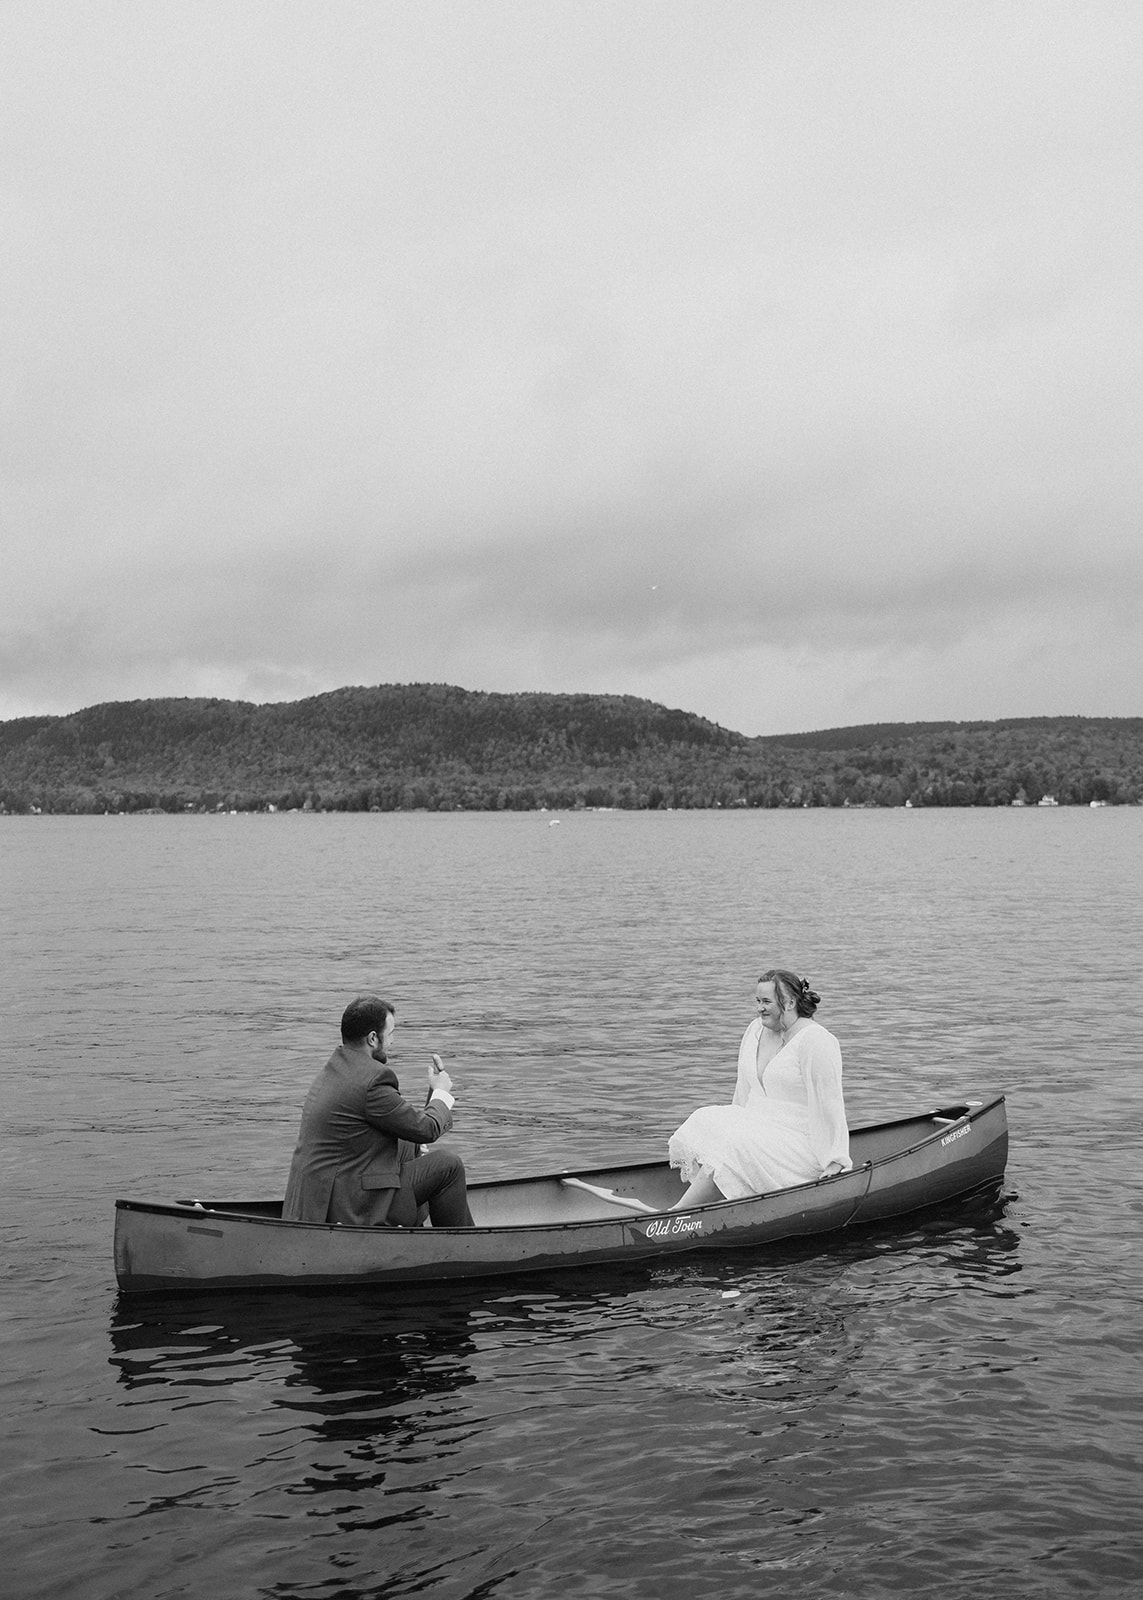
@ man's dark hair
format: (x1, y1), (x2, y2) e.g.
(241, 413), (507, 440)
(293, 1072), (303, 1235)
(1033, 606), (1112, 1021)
(340, 995), (395, 1043)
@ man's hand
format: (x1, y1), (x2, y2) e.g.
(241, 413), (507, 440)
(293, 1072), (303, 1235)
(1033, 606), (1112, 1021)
(428, 1054), (454, 1098)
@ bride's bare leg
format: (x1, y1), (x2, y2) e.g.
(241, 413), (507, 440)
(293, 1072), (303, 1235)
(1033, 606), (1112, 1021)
(670, 1170), (725, 1210)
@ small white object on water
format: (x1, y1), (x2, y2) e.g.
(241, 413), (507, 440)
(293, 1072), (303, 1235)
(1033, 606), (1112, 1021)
(722, 1289), (741, 1299)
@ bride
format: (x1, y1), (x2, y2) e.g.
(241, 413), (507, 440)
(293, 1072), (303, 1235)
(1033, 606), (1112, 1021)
(668, 968), (852, 1209)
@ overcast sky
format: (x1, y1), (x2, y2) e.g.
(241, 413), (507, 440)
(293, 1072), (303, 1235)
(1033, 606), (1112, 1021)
(3, 2), (1140, 735)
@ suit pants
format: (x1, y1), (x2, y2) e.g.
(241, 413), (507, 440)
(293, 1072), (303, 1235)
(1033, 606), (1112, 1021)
(388, 1147), (474, 1228)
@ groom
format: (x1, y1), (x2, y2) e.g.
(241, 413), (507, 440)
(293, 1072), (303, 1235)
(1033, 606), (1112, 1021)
(283, 994), (474, 1227)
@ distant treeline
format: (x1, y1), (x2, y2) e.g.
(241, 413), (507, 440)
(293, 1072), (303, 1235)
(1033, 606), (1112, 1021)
(1, 683), (1140, 813)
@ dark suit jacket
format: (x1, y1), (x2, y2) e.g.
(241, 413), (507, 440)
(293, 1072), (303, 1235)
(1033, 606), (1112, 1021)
(282, 1045), (454, 1225)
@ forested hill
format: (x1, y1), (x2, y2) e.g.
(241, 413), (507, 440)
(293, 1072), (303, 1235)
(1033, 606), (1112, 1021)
(0, 685), (1140, 812)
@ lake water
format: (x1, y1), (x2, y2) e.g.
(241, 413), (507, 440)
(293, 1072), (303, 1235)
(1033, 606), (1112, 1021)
(2, 808), (1142, 1599)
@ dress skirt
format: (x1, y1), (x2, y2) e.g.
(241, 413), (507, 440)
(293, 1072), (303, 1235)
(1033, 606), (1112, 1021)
(668, 1097), (823, 1199)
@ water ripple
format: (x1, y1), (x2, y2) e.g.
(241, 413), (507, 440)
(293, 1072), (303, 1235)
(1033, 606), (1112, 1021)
(3, 811), (1143, 1598)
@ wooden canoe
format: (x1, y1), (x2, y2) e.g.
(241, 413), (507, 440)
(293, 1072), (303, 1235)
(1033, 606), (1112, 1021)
(114, 1094), (1008, 1294)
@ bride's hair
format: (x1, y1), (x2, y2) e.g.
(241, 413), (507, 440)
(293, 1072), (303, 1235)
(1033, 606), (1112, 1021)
(759, 968), (821, 1017)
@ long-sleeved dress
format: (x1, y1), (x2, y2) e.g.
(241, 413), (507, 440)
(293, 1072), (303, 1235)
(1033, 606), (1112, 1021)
(668, 1018), (851, 1198)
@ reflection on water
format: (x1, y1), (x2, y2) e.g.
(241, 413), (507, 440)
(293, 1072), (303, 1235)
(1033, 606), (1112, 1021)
(109, 1290), (482, 1430)
(89, 1205), (1042, 1597)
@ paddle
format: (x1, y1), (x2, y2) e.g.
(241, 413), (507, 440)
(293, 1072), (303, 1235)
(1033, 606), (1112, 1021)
(560, 1177), (659, 1214)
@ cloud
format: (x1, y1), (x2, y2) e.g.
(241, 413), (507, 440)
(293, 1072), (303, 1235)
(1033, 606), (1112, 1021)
(2, 2), (1141, 731)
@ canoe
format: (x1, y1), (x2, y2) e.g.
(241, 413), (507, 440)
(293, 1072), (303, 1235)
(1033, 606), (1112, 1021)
(114, 1093), (1008, 1294)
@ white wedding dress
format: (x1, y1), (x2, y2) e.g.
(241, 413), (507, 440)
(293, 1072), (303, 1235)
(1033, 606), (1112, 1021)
(668, 1018), (852, 1199)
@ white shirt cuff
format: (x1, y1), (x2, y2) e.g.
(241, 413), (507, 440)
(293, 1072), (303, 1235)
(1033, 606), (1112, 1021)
(430, 1089), (455, 1110)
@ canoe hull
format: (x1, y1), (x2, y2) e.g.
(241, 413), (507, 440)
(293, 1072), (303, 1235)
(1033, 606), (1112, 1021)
(114, 1094), (1008, 1294)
